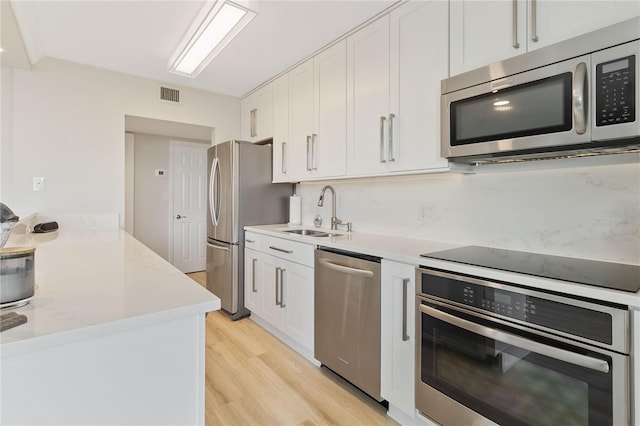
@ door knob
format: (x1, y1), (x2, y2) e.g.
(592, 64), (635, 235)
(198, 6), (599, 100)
(175, 214), (187, 219)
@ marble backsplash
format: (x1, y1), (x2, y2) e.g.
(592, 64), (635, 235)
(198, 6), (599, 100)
(296, 156), (640, 264)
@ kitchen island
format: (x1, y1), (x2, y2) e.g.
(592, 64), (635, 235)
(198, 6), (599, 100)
(0, 228), (219, 425)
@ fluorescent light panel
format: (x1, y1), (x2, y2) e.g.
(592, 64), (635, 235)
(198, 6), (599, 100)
(169, 0), (256, 77)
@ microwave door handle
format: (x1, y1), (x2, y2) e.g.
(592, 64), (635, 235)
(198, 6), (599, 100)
(419, 304), (610, 374)
(573, 62), (588, 135)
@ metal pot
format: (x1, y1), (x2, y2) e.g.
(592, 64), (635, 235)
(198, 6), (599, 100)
(0, 247), (35, 307)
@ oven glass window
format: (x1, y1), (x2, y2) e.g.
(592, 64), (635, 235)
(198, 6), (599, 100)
(450, 73), (573, 146)
(421, 307), (613, 426)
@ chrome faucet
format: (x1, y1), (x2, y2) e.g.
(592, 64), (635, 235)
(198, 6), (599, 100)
(317, 185), (351, 231)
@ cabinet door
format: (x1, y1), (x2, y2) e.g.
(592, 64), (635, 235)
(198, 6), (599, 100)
(529, 0), (640, 51)
(255, 84), (274, 142)
(260, 254), (283, 326)
(380, 260), (416, 418)
(272, 74), (290, 182)
(314, 40), (347, 178)
(240, 95), (255, 142)
(280, 262), (314, 352)
(346, 15), (391, 176)
(244, 248), (262, 315)
(450, 0), (527, 76)
(389, 0), (449, 173)
(289, 59), (315, 179)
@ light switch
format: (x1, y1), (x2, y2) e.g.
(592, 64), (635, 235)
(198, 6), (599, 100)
(33, 177), (46, 191)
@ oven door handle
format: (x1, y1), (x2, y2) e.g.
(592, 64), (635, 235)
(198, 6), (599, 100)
(420, 304), (610, 374)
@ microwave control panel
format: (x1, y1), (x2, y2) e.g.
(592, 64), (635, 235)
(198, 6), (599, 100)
(596, 55), (636, 127)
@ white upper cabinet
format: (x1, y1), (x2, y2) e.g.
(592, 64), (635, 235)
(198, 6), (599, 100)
(240, 83), (273, 142)
(313, 40), (347, 179)
(450, 0), (527, 76)
(388, 0), (449, 172)
(450, 0), (640, 76)
(346, 15), (391, 176)
(274, 40), (347, 182)
(272, 74), (289, 182)
(529, 1), (640, 51)
(347, 1), (449, 176)
(288, 58), (315, 180)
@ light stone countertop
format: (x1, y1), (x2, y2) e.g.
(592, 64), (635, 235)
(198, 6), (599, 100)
(246, 224), (640, 308)
(0, 229), (220, 357)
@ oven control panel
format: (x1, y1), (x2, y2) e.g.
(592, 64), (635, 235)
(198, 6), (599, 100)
(463, 285), (532, 321)
(421, 271), (613, 345)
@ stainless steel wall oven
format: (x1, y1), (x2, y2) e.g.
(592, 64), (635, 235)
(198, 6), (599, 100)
(416, 268), (630, 426)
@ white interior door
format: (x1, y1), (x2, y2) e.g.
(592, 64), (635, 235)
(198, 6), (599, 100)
(172, 142), (208, 273)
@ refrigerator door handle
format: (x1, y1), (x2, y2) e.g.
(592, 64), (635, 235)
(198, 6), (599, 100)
(210, 158), (222, 226)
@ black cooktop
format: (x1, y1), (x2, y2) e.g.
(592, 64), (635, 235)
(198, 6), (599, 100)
(421, 246), (640, 293)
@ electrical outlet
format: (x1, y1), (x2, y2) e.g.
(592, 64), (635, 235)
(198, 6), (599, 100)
(33, 177), (46, 192)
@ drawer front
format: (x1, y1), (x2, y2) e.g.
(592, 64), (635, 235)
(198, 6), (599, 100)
(260, 234), (315, 267)
(244, 231), (260, 251)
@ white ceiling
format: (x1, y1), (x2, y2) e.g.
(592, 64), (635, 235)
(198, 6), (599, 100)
(3, 0), (398, 97)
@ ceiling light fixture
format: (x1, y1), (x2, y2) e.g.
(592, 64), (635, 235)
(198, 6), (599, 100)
(169, 0), (257, 78)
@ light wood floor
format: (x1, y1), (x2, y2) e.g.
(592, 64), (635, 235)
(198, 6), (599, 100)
(187, 271), (396, 426)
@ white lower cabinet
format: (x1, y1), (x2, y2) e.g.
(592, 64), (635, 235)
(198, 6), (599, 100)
(381, 259), (417, 423)
(244, 248), (261, 314)
(244, 232), (315, 359)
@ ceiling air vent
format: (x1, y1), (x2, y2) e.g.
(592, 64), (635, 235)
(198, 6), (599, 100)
(159, 85), (181, 104)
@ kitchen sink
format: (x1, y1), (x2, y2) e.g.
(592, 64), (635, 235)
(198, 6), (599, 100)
(282, 229), (343, 238)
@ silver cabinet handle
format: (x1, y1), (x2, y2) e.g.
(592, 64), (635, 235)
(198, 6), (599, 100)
(531, 0), (539, 42)
(312, 134), (318, 171)
(250, 109), (256, 137)
(279, 267), (286, 308)
(573, 62), (588, 135)
(388, 113), (395, 163)
(319, 258), (374, 278)
(206, 242), (230, 251)
(512, 0), (520, 49)
(420, 304), (610, 374)
(306, 135), (312, 171)
(175, 214), (187, 219)
(275, 267), (281, 306)
(245, 239), (255, 244)
(402, 278), (409, 341)
(253, 108), (258, 137)
(281, 142), (287, 175)
(379, 116), (387, 163)
(269, 245), (293, 254)
(252, 258), (258, 293)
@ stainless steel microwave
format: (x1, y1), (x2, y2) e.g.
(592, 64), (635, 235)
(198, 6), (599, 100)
(441, 17), (640, 165)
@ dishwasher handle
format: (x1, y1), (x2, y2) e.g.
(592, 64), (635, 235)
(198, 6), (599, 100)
(318, 258), (374, 278)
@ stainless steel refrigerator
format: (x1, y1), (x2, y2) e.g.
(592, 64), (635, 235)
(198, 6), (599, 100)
(206, 140), (291, 320)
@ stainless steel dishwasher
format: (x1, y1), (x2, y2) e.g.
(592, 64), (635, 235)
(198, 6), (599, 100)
(314, 247), (382, 401)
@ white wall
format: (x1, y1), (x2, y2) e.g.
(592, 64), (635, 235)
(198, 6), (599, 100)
(298, 157), (640, 264)
(0, 67), (14, 202)
(0, 58), (239, 225)
(132, 133), (208, 261)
